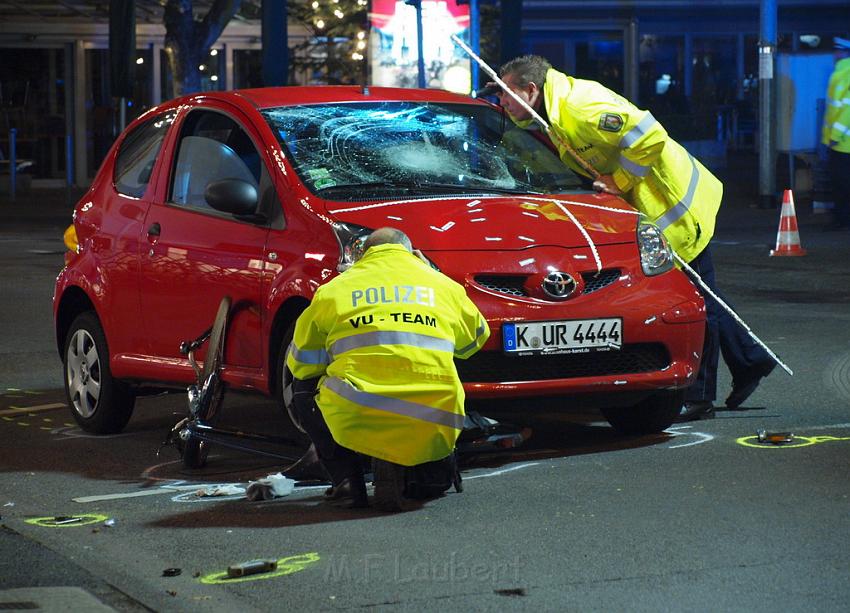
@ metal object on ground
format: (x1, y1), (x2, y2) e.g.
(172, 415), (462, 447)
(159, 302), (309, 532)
(756, 429), (795, 444)
(227, 559), (278, 578)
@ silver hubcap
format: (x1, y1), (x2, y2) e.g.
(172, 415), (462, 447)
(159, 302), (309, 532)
(66, 329), (102, 419)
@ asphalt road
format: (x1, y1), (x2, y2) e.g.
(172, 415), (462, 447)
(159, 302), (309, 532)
(1, 188), (850, 611)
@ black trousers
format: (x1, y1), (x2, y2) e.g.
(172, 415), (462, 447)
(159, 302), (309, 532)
(829, 149), (850, 226)
(292, 383), (362, 485)
(685, 245), (771, 403)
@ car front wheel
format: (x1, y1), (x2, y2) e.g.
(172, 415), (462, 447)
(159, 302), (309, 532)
(63, 312), (135, 434)
(601, 390), (684, 435)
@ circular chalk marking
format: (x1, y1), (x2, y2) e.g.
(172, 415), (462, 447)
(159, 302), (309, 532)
(25, 514), (109, 528)
(199, 552), (320, 584)
(736, 434), (850, 449)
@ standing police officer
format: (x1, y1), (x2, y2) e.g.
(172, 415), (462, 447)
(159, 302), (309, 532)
(822, 36), (850, 231)
(286, 228), (489, 510)
(493, 55), (775, 419)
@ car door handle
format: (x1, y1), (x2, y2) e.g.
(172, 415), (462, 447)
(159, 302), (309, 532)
(147, 222), (161, 237)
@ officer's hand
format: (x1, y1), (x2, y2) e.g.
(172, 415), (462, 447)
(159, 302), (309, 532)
(592, 174), (622, 196)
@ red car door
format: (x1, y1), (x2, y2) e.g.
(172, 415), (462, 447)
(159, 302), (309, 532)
(139, 106), (273, 378)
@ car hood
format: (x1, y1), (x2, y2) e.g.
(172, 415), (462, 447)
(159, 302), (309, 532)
(323, 193), (640, 251)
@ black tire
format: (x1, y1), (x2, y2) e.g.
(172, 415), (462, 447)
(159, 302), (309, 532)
(276, 320), (306, 433)
(601, 390), (684, 435)
(177, 433), (210, 469)
(63, 311), (135, 434)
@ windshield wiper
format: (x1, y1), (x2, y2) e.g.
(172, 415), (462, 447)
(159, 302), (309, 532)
(315, 180), (545, 197)
(315, 181), (418, 194)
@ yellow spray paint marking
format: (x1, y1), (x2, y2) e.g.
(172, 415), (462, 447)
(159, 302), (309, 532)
(737, 434), (850, 449)
(25, 514), (109, 528)
(199, 553), (320, 585)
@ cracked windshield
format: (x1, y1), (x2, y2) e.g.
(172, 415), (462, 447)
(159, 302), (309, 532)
(263, 102), (583, 200)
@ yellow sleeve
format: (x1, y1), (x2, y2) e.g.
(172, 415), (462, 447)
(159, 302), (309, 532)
(453, 290), (491, 360)
(286, 292), (330, 380)
(606, 110), (667, 193)
(823, 69), (850, 148)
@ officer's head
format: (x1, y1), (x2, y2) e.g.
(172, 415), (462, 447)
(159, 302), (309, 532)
(497, 55), (551, 120)
(361, 227), (413, 257)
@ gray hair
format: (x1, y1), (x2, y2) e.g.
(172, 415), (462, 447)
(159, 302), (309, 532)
(362, 227), (413, 254)
(499, 55), (552, 89)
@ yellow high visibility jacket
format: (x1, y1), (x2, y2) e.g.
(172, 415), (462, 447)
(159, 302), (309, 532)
(822, 57), (850, 154)
(286, 244), (490, 466)
(514, 68), (724, 263)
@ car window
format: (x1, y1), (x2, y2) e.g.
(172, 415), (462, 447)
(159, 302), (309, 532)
(170, 110), (262, 210)
(262, 102), (583, 201)
(114, 112), (175, 198)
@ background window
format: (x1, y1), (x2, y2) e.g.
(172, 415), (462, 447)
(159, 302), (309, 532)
(114, 112), (173, 198)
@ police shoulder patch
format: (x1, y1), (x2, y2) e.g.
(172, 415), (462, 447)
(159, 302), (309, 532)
(598, 113), (624, 132)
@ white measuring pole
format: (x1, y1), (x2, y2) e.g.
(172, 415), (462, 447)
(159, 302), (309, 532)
(674, 252), (792, 376)
(450, 33), (601, 179)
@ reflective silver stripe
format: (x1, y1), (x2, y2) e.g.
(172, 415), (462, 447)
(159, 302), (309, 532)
(455, 322), (487, 357)
(291, 344), (329, 365)
(656, 155), (700, 231)
(619, 112), (657, 149)
(324, 376), (464, 429)
(330, 330), (454, 357)
(833, 121), (850, 136)
(618, 154), (651, 177)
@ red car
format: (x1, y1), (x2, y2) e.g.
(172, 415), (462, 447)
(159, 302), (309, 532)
(54, 86), (705, 438)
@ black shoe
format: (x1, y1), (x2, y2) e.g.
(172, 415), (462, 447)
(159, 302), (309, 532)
(324, 477), (369, 509)
(726, 360), (776, 409)
(677, 401), (715, 422)
(372, 460), (417, 512)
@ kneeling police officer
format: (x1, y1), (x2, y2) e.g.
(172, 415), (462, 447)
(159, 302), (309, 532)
(287, 228), (490, 510)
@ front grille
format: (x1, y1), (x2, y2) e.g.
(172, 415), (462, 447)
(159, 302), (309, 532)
(455, 343), (670, 382)
(581, 269), (621, 294)
(474, 275), (528, 297)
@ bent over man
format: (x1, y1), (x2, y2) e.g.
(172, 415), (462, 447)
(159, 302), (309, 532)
(286, 228), (490, 510)
(495, 55), (775, 420)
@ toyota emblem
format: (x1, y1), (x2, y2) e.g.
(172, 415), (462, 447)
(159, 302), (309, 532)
(541, 271), (576, 299)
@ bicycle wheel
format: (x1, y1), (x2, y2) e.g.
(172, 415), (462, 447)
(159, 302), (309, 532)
(180, 296), (231, 469)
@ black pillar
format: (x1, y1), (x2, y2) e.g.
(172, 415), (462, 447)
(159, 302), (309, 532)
(500, 0), (523, 64)
(109, 0), (136, 98)
(262, 0), (288, 86)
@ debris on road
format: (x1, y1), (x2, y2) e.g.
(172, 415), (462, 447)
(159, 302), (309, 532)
(756, 429), (795, 444)
(162, 568), (182, 577)
(195, 484), (246, 497)
(246, 473), (295, 501)
(227, 559), (278, 578)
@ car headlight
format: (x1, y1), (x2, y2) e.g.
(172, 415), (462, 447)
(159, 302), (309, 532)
(332, 222), (373, 272)
(637, 221), (673, 276)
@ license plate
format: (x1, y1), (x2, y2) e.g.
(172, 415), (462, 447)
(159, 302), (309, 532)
(502, 318), (623, 355)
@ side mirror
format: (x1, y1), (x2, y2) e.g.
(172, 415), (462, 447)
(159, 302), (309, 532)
(204, 179), (259, 216)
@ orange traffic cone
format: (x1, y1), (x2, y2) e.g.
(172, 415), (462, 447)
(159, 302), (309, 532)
(770, 189), (807, 257)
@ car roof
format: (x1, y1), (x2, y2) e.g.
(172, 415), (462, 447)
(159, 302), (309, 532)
(238, 85), (487, 109)
(154, 86), (489, 113)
